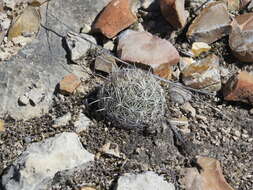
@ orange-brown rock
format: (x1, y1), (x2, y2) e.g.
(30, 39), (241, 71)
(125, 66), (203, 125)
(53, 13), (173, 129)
(229, 13), (253, 62)
(187, 2), (232, 44)
(117, 30), (179, 78)
(59, 74), (81, 95)
(92, 0), (137, 39)
(181, 157), (234, 190)
(223, 71), (253, 104)
(181, 54), (221, 92)
(160, 0), (189, 28)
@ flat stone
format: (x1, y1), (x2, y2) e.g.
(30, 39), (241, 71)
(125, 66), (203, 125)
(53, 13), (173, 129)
(53, 112), (72, 127)
(168, 85), (192, 104)
(229, 13), (253, 62)
(1, 132), (94, 190)
(74, 112), (92, 133)
(0, 0), (110, 120)
(92, 0), (137, 38)
(223, 71), (253, 105)
(181, 54), (221, 92)
(160, 0), (189, 28)
(117, 30), (179, 78)
(187, 2), (232, 44)
(94, 54), (117, 73)
(66, 32), (97, 62)
(116, 171), (175, 190)
(59, 74), (81, 95)
(191, 42), (211, 57)
(180, 157), (234, 190)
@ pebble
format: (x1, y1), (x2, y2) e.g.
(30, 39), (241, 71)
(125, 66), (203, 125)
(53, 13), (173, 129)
(92, 0), (137, 38)
(117, 29), (179, 78)
(181, 54), (221, 92)
(181, 157), (235, 190)
(160, 0), (189, 28)
(53, 112), (71, 127)
(223, 71), (253, 105)
(74, 112), (92, 133)
(191, 42), (211, 57)
(182, 102), (196, 117)
(66, 32), (97, 62)
(94, 54), (117, 73)
(229, 12), (253, 62)
(187, 1), (232, 43)
(59, 74), (81, 95)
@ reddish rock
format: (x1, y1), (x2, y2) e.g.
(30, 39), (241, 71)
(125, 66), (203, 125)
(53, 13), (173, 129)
(181, 157), (234, 190)
(223, 71), (253, 104)
(181, 54), (221, 92)
(187, 2), (232, 44)
(229, 13), (253, 62)
(59, 74), (81, 95)
(117, 30), (179, 78)
(92, 0), (137, 39)
(160, 0), (189, 28)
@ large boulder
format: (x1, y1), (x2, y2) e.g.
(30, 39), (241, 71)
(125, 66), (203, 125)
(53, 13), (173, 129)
(0, 0), (109, 120)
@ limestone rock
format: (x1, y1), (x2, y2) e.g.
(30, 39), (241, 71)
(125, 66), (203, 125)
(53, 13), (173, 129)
(187, 2), (232, 43)
(223, 71), (253, 104)
(181, 54), (221, 92)
(117, 30), (179, 78)
(0, 0), (110, 120)
(74, 112), (92, 133)
(53, 112), (72, 127)
(92, 0), (137, 38)
(160, 0), (189, 28)
(1, 132), (94, 190)
(229, 13), (253, 62)
(116, 171), (175, 190)
(66, 32), (97, 62)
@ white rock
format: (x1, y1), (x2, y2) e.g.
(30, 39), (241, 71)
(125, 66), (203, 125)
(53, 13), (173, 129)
(116, 171), (175, 190)
(1, 132), (94, 190)
(53, 112), (71, 127)
(66, 32), (97, 62)
(74, 112), (92, 133)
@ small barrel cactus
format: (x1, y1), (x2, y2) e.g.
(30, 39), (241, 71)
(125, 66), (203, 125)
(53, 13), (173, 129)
(98, 68), (166, 130)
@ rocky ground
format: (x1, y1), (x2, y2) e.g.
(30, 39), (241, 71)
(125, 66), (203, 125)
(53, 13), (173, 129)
(0, 0), (252, 190)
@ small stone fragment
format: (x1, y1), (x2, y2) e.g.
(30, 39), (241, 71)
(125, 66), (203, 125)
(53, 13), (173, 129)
(94, 54), (117, 73)
(182, 102), (196, 117)
(160, 0), (189, 28)
(116, 171), (175, 190)
(223, 71), (253, 104)
(0, 119), (5, 132)
(53, 112), (71, 127)
(168, 85), (192, 104)
(66, 32), (97, 62)
(181, 54), (221, 92)
(181, 157), (234, 190)
(18, 85), (45, 106)
(229, 13), (253, 62)
(0, 132), (94, 190)
(99, 142), (122, 158)
(59, 74), (81, 95)
(187, 2), (232, 43)
(80, 186), (97, 190)
(8, 6), (40, 40)
(117, 30), (179, 78)
(179, 57), (194, 71)
(74, 112), (92, 133)
(92, 0), (137, 38)
(191, 42), (211, 57)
